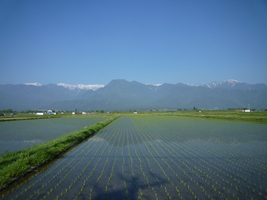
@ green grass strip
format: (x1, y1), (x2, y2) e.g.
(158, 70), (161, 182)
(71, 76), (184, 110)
(0, 116), (119, 189)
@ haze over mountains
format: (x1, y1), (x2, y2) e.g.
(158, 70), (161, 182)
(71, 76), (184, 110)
(1, 79), (267, 111)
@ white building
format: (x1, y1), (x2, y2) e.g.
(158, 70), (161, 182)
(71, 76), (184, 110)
(47, 110), (56, 115)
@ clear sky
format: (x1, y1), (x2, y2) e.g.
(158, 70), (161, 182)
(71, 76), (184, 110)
(1, 0), (267, 85)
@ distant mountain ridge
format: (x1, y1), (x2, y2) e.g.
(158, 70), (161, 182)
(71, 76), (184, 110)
(186, 79), (241, 88)
(183, 79), (267, 91)
(1, 79), (266, 111)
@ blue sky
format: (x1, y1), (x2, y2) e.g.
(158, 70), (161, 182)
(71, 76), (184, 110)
(1, 0), (267, 85)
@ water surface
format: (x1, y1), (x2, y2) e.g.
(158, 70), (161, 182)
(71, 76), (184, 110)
(0, 117), (106, 154)
(1, 117), (267, 200)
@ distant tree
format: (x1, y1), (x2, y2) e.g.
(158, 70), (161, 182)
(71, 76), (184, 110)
(0, 109), (13, 113)
(193, 106), (199, 111)
(100, 110), (104, 113)
(27, 110), (38, 113)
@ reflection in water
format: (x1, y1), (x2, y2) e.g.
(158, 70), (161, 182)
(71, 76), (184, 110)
(90, 136), (104, 142)
(95, 116), (267, 146)
(23, 139), (42, 143)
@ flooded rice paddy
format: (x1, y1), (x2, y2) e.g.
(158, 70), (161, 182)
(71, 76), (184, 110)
(0, 117), (106, 154)
(1, 116), (267, 199)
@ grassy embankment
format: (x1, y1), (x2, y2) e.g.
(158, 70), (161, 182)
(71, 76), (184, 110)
(0, 112), (112, 122)
(122, 110), (267, 124)
(173, 110), (267, 124)
(0, 116), (119, 189)
(0, 114), (60, 122)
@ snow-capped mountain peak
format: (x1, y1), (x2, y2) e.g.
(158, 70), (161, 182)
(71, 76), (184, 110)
(57, 83), (104, 91)
(184, 83), (207, 87)
(152, 84), (162, 86)
(24, 82), (43, 86)
(183, 79), (243, 88)
(146, 84), (162, 86)
(208, 79), (242, 88)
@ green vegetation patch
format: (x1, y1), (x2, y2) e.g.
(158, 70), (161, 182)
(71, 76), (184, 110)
(176, 110), (267, 124)
(0, 116), (119, 189)
(124, 110), (267, 124)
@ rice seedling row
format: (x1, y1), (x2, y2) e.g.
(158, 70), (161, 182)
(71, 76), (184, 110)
(155, 117), (266, 198)
(130, 117), (267, 199)
(1, 116), (267, 200)
(2, 124), (114, 200)
(72, 126), (120, 200)
(87, 125), (122, 200)
(136, 124), (182, 199)
(3, 137), (92, 199)
(131, 118), (197, 199)
(131, 124), (170, 199)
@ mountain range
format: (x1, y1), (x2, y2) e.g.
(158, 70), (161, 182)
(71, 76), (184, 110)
(0, 79), (267, 111)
